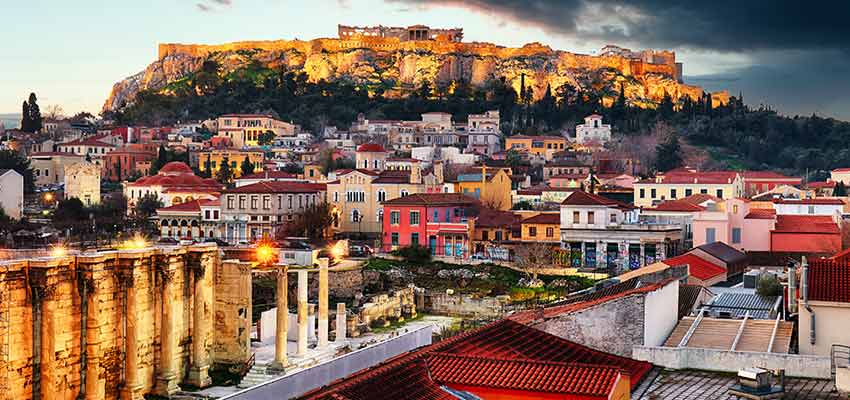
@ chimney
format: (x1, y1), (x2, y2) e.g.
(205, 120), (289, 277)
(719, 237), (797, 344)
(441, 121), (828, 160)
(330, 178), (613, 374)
(787, 261), (797, 314)
(800, 256), (808, 305)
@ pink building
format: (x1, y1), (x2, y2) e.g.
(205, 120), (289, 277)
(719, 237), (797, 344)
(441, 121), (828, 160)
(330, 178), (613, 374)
(692, 198), (774, 252)
(381, 193), (479, 258)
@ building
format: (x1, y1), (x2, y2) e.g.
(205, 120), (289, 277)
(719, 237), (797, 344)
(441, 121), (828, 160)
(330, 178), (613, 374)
(470, 208), (520, 260)
(0, 169), (23, 219)
(338, 24), (464, 42)
(156, 199), (219, 240)
(772, 197), (844, 216)
(354, 143), (388, 171)
(518, 212), (560, 244)
(56, 136), (116, 158)
(123, 162), (222, 209)
(795, 259), (850, 357)
(466, 110), (500, 155)
(28, 152), (86, 186)
(381, 193), (478, 258)
(542, 158), (591, 180)
(64, 162), (101, 206)
(328, 166), (442, 236)
(102, 145), (156, 181)
(633, 169), (743, 207)
(663, 253), (727, 286)
(575, 114), (612, 147)
(560, 191), (682, 271)
(771, 214), (841, 255)
(215, 114), (296, 148)
(505, 135), (567, 160)
(452, 166), (512, 211)
(830, 167), (850, 185)
(234, 170), (300, 187)
(688, 241), (748, 279)
(220, 181), (326, 243)
(302, 319), (649, 400)
(740, 171), (801, 197)
(641, 194), (718, 248)
(195, 149), (265, 178)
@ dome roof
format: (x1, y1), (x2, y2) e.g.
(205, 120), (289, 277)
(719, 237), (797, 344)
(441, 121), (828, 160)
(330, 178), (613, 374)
(159, 161), (193, 175)
(356, 143), (386, 153)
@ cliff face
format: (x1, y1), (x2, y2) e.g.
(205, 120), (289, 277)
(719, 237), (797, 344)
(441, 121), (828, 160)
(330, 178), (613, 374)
(103, 37), (725, 112)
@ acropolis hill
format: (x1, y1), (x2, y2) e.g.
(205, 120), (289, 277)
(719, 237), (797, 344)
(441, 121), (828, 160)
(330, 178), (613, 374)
(103, 24), (728, 112)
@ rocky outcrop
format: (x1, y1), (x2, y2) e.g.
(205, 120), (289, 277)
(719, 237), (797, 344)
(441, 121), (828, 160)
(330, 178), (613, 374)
(103, 36), (727, 112)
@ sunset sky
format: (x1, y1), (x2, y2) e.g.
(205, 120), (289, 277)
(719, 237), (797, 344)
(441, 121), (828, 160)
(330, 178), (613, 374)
(3, 0), (848, 119)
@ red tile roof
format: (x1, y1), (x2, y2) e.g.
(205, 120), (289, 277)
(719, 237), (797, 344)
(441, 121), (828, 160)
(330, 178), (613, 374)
(647, 199), (705, 212)
(805, 181), (836, 189)
(29, 152), (84, 157)
(680, 193), (720, 205)
(773, 198), (844, 205)
(807, 260), (850, 303)
(640, 171), (738, 184)
(157, 200), (202, 213)
(334, 168), (379, 176)
(223, 181), (326, 194)
(832, 168), (850, 173)
(426, 353), (621, 397)
(356, 143), (386, 152)
(301, 319), (652, 400)
(745, 208), (776, 219)
(475, 209), (520, 228)
(664, 254), (726, 281)
(237, 170), (298, 180)
(382, 193), (479, 206)
(773, 215), (839, 234)
(561, 190), (633, 209)
(159, 161), (193, 174)
(59, 137), (116, 147)
(522, 212), (560, 225)
(510, 279), (675, 324)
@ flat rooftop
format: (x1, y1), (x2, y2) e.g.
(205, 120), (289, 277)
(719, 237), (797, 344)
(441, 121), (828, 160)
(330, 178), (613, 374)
(633, 369), (842, 399)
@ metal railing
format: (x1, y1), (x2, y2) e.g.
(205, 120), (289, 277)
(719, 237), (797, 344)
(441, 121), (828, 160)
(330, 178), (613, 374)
(236, 353), (256, 383)
(830, 344), (850, 380)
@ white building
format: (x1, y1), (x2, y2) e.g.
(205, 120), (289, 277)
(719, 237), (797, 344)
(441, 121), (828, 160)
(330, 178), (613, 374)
(0, 169), (23, 220)
(64, 162), (101, 206)
(772, 198), (844, 216)
(575, 114), (612, 147)
(467, 110), (501, 156)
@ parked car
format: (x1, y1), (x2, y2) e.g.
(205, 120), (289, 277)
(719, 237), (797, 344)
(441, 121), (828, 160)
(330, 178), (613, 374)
(349, 244), (372, 257)
(158, 237), (178, 244)
(204, 238), (230, 246)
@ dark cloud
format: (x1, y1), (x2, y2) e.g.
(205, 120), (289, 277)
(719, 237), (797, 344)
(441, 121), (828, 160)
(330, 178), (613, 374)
(394, 0), (850, 53)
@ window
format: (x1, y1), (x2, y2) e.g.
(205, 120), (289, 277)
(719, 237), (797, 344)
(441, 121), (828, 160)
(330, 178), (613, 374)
(650, 188), (657, 199)
(733, 205), (739, 214)
(377, 209), (384, 223)
(685, 188), (693, 197)
(391, 232), (399, 246)
(495, 231), (503, 241)
(482, 230), (489, 241)
(262, 195), (270, 210)
(410, 211), (420, 226)
(671, 189), (677, 199)
(700, 189), (708, 194)
(333, 192), (338, 202)
(705, 228), (716, 243)
(732, 228), (741, 244)
(639, 188), (645, 199)
(351, 209), (361, 222)
(400, 189), (409, 197)
(411, 232), (420, 244)
(610, 213), (617, 223)
(528, 227), (537, 237)
(433, 210), (438, 221)
(716, 189), (723, 198)
(587, 211), (595, 224)
(377, 190), (386, 202)
(808, 205), (815, 214)
(573, 211), (580, 224)
(227, 196), (235, 209)
(546, 227), (554, 237)
(238, 196), (246, 209)
(390, 211), (400, 225)
(213, 210), (219, 219)
(250, 196), (258, 209)
(204, 210), (211, 219)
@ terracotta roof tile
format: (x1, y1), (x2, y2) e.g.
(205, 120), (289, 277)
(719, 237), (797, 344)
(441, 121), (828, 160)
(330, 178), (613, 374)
(807, 260), (850, 303)
(561, 190), (633, 209)
(356, 143), (386, 152)
(773, 215), (839, 234)
(647, 199), (705, 212)
(745, 208), (776, 219)
(664, 254), (726, 281)
(224, 181), (326, 194)
(522, 212), (560, 225)
(773, 198), (844, 205)
(382, 193), (478, 206)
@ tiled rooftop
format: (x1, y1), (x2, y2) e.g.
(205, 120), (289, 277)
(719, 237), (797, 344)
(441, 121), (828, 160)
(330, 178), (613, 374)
(632, 369), (842, 399)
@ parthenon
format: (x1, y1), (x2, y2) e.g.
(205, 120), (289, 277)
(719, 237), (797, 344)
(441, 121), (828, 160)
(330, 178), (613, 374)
(337, 24), (463, 42)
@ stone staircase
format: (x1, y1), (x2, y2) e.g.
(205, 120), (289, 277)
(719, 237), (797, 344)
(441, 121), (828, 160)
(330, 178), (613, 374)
(237, 348), (342, 389)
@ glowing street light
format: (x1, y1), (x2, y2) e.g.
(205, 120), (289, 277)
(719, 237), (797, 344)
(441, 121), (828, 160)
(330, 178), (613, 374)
(120, 233), (149, 250)
(44, 192), (54, 202)
(256, 243), (276, 265)
(50, 245), (67, 257)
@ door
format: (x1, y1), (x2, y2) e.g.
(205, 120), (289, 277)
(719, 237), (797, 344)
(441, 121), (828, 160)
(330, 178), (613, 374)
(429, 236), (437, 255)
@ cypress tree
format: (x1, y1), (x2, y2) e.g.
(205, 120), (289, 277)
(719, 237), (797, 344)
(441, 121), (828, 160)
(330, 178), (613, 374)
(27, 93), (42, 133)
(240, 157), (255, 176)
(21, 101), (31, 132)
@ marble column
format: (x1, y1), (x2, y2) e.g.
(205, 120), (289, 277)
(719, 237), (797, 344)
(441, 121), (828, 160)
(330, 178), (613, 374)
(597, 241), (606, 269)
(335, 303), (347, 344)
(318, 258), (329, 348)
(84, 276), (104, 399)
(121, 270), (142, 400)
(297, 270), (309, 356)
(270, 267), (288, 370)
(580, 242), (586, 267)
(188, 259), (211, 388)
(154, 260), (178, 396)
(639, 243), (646, 266)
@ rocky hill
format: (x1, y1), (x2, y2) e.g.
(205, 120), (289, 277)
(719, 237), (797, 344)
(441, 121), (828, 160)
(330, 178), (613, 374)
(103, 36), (727, 112)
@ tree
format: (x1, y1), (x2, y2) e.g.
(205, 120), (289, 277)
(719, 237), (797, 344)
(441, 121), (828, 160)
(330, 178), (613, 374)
(53, 198), (88, 232)
(654, 133), (683, 173)
(150, 145), (168, 175)
(258, 130), (276, 145)
(834, 181), (847, 196)
(20, 101), (31, 133)
(658, 91), (674, 119)
(504, 148), (522, 168)
(514, 242), (555, 279)
(0, 150), (36, 194)
(240, 157), (256, 176)
(43, 104), (65, 120)
(279, 202), (334, 240)
(27, 93), (42, 133)
(217, 156), (234, 184)
(133, 193), (162, 221)
(756, 274), (782, 297)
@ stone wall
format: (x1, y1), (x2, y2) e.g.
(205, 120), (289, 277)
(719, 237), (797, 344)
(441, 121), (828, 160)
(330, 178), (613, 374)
(422, 291), (512, 319)
(632, 346), (832, 379)
(531, 294), (646, 357)
(0, 244), (248, 400)
(213, 259), (253, 367)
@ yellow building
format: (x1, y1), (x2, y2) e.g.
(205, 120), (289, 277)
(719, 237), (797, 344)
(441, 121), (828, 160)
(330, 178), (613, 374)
(633, 170), (743, 207)
(505, 135), (567, 160)
(518, 212), (560, 243)
(216, 114), (297, 148)
(197, 149), (265, 178)
(328, 166), (441, 235)
(453, 167), (512, 211)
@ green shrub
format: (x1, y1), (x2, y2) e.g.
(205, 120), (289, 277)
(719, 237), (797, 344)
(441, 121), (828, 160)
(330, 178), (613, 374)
(756, 274), (782, 297)
(391, 244), (432, 263)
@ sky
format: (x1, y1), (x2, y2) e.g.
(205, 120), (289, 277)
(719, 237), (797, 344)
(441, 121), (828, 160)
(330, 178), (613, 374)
(2, 0), (849, 120)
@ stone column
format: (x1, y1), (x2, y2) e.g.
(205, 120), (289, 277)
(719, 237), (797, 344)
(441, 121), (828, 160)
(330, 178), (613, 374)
(269, 267), (288, 370)
(597, 241), (606, 269)
(659, 241), (667, 260)
(154, 258), (179, 396)
(318, 258), (329, 348)
(335, 303), (347, 344)
(121, 269), (143, 400)
(83, 274), (105, 399)
(580, 242), (586, 267)
(187, 255), (212, 388)
(297, 270), (309, 356)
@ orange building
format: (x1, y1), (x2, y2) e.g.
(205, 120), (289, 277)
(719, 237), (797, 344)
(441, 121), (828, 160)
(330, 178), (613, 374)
(505, 135), (567, 160)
